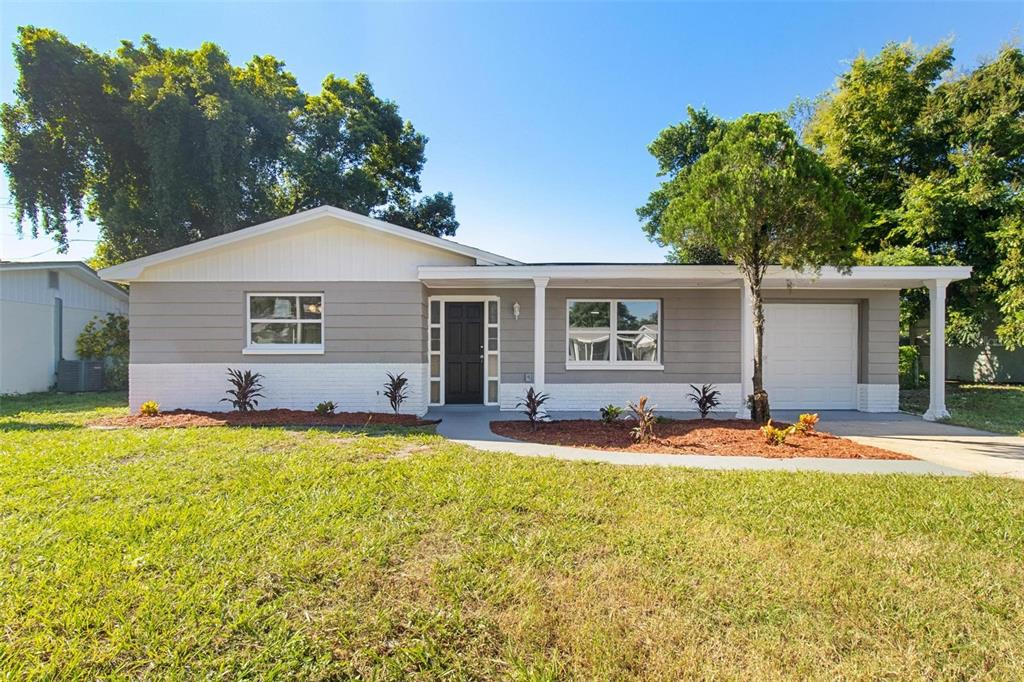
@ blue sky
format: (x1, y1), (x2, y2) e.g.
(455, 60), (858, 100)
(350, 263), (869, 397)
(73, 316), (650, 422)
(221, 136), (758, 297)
(1, 1), (1020, 263)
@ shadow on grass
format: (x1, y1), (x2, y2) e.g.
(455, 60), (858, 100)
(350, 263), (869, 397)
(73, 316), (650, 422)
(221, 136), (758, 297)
(0, 390), (128, 418)
(0, 422), (79, 432)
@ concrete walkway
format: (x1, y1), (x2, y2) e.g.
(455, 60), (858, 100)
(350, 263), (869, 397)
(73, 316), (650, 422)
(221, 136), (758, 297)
(425, 406), (1010, 477)
(783, 411), (1024, 479)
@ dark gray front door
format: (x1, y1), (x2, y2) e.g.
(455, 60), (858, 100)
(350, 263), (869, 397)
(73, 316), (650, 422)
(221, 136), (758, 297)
(445, 302), (484, 404)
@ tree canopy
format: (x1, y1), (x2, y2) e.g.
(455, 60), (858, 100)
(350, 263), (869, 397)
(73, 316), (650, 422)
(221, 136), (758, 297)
(805, 41), (1024, 349)
(640, 112), (864, 422)
(1, 27), (458, 266)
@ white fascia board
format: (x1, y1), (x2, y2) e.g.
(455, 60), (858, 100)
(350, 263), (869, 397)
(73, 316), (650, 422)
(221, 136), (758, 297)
(418, 264), (974, 284)
(99, 205), (520, 282)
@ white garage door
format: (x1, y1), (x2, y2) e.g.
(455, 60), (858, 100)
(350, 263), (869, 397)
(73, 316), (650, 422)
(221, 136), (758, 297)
(764, 303), (858, 409)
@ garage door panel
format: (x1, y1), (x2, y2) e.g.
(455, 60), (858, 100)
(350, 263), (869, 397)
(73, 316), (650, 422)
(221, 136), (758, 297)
(764, 304), (858, 410)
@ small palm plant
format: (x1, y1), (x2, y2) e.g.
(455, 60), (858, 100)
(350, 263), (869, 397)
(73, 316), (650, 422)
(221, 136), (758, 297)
(628, 396), (656, 444)
(314, 401), (337, 415)
(516, 387), (550, 431)
(384, 372), (409, 414)
(687, 383), (721, 419)
(599, 404), (623, 424)
(221, 368), (265, 412)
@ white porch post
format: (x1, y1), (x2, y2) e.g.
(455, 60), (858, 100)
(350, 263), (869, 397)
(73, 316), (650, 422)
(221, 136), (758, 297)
(736, 285), (754, 418)
(923, 279), (951, 421)
(533, 277), (549, 390)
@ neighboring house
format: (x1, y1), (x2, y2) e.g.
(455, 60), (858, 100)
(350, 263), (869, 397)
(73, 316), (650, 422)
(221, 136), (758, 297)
(1, 261), (129, 394)
(99, 206), (970, 420)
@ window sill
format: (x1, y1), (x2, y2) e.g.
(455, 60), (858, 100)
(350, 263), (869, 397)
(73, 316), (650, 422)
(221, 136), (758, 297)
(565, 363), (664, 371)
(242, 346), (325, 355)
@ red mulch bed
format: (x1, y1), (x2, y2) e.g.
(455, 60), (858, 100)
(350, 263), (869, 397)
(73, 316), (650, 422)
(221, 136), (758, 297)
(91, 409), (438, 429)
(490, 418), (913, 460)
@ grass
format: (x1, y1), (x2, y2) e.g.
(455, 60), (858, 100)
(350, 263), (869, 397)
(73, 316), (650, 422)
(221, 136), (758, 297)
(2, 392), (1024, 679)
(901, 382), (1024, 435)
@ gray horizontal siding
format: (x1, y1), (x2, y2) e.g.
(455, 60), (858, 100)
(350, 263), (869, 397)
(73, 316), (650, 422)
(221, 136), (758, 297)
(545, 288), (741, 384)
(130, 281), (426, 364)
(437, 287), (742, 385)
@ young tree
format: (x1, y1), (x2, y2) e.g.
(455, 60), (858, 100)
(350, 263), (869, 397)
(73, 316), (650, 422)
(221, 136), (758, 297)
(641, 112), (863, 423)
(1, 28), (459, 265)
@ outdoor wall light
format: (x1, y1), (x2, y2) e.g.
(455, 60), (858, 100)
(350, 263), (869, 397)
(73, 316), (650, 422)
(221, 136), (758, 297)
(513, 301), (521, 320)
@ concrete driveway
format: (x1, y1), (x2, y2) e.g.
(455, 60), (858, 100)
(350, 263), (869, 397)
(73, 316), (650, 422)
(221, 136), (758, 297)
(772, 410), (1024, 479)
(428, 406), (1023, 477)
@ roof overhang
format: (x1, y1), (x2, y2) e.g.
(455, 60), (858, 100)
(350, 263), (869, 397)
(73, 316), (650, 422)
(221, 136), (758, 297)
(99, 206), (520, 282)
(418, 264), (973, 289)
(1, 261), (129, 300)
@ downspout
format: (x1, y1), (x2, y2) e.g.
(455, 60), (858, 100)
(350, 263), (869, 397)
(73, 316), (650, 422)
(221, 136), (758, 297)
(53, 297), (63, 380)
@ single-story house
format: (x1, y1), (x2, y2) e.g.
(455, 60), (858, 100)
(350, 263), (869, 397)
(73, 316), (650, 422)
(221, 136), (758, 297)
(1, 261), (129, 394)
(99, 206), (970, 420)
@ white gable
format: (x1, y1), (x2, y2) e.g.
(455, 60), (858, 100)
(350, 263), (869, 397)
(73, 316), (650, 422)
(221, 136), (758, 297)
(134, 214), (476, 282)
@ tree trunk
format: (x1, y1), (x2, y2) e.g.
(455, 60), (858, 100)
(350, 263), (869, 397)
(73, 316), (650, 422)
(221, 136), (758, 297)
(747, 275), (771, 424)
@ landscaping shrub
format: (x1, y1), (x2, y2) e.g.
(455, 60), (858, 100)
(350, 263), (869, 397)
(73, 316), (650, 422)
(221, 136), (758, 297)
(796, 413), (820, 434)
(384, 372), (409, 414)
(517, 387), (550, 431)
(221, 369), (265, 412)
(628, 396), (656, 444)
(688, 383), (721, 419)
(599, 404), (623, 424)
(761, 420), (796, 446)
(899, 344), (921, 388)
(139, 400), (159, 416)
(75, 313), (129, 389)
(314, 401), (337, 415)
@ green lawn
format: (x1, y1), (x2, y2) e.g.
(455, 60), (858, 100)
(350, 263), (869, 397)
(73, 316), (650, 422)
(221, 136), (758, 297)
(901, 382), (1024, 435)
(2, 393), (1024, 679)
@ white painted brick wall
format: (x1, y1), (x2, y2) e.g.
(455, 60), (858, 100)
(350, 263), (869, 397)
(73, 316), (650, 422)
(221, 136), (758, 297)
(499, 382), (743, 413)
(856, 384), (899, 413)
(129, 363), (429, 416)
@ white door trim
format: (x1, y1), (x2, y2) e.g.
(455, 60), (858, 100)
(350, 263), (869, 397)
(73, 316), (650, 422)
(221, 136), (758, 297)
(427, 295), (501, 406)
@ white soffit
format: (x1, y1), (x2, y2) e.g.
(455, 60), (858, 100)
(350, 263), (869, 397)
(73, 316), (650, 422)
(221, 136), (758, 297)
(417, 265), (973, 289)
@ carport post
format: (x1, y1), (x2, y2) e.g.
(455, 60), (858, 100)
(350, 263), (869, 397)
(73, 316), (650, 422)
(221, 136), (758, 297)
(923, 279), (951, 422)
(533, 277), (548, 391)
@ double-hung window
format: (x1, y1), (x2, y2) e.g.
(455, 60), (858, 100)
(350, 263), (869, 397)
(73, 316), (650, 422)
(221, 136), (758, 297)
(566, 299), (661, 368)
(245, 293), (324, 354)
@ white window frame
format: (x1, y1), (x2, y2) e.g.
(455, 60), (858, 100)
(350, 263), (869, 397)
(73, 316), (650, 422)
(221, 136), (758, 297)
(565, 298), (663, 370)
(243, 292), (325, 355)
(428, 295), (501, 406)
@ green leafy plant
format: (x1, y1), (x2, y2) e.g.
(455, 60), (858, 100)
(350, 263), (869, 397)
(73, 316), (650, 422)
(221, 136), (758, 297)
(761, 420), (797, 446)
(516, 387), (550, 431)
(384, 372), (409, 414)
(795, 413), (820, 434)
(628, 396), (657, 444)
(688, 383), (721, 419)
(139, 400), (159, 417)
(599, 404), (623, 424)
(899, 345), (921, 388)
(75, 313), (129, 389)
(314, 401), (337, 415)
(220, 369), (265, 412)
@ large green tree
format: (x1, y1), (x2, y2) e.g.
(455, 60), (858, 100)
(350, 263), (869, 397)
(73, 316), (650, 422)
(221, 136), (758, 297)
(805, 41), (1024, 349)
(1, 27), (458, 265)
(640, 113), (863, 423)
